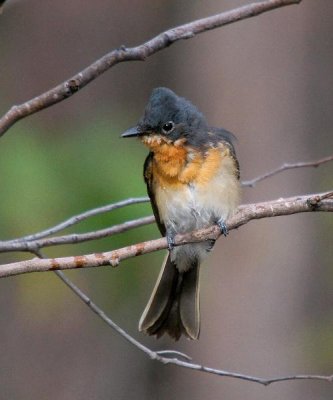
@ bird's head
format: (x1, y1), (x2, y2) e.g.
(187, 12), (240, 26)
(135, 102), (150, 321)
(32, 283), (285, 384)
(121, 87), (208, 149)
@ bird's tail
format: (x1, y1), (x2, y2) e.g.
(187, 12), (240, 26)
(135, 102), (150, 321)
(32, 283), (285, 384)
(138, 254), (200, 340)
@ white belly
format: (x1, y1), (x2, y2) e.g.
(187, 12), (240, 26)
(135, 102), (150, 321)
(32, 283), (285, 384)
(154, 165), (240, 272)
(155, 168), (239, 232)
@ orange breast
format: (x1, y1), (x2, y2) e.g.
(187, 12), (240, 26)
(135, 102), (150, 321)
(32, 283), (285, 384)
(195, 147), (227, 185)
(142, 135), (187, 188)
(141, 134), (228, 189)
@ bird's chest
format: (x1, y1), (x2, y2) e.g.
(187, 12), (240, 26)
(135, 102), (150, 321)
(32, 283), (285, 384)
(150, 144), (238, 232)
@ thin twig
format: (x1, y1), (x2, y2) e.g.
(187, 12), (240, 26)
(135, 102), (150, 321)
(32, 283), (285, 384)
(0, 215), (155, 252)
(0, 191), (332, 278)
(0, 0), (302, 137)
(54, 267), (333, 386)
(54, 270), (158, 357)
(242, 154), (333, 187)
(12, 197), (149, 243)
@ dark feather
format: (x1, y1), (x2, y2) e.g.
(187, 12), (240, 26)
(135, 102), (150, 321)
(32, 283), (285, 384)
(143, 152), (166, 236)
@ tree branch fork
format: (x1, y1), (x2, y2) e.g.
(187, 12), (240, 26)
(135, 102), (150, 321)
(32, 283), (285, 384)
(1, 191), (332, 279)
(48, 188), (332, 387)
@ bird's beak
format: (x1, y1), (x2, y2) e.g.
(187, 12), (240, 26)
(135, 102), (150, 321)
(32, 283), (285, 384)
(121, 126), (143, 138)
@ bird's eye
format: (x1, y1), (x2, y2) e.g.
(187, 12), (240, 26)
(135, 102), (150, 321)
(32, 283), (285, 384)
(162, 121), (175, 134)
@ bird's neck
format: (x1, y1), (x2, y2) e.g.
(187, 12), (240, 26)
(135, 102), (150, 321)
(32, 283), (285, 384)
(141, 136), (188, 179)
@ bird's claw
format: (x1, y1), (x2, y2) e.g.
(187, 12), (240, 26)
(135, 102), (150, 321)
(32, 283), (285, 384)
(217, 219), (228, 237)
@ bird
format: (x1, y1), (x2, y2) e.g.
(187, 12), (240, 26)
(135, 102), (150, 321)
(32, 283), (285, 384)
(121, 87), (240, 340)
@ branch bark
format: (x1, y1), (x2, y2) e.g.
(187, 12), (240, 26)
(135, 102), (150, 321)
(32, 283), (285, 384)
(0, 0), (301, 137)
(1, 192), (331, 278)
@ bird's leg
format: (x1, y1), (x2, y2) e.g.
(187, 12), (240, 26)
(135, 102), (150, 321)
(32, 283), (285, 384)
(206, 218), (228, 252)
(166, 227), (176, 251)
(216, 218), (228, 237)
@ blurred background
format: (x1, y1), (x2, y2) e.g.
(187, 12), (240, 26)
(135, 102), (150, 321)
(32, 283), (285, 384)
(0, 0), (333, 399)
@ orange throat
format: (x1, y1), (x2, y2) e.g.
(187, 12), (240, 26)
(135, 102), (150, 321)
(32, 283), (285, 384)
(141, 135), (187, 182)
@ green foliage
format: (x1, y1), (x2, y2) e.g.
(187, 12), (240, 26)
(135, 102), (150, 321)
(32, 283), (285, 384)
(0, 117), (163, 316)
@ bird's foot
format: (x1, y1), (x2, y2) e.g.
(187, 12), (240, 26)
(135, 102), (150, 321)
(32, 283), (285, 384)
(217, 219), (228, 237)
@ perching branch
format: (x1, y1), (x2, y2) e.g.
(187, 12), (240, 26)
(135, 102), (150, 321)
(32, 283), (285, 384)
(0, 191), (332, 278)
(0, 0), (302, 137)
(1, 153), (331, 253)
(25, 191), (332, 386)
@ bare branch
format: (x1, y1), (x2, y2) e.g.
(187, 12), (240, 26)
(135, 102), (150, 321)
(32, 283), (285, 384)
(242, 154), (333, 187)
(0, 0), (302, 137)
(0, 215), (155, 252)
(11, 197), (149, 243)
(54, 270), (158, 356)
(0, 152), (330, 252)
(3, 0), (331, 387)
(54, 267), (333, 386)
(0, 191), (331, 278)
(33, 196), (333, 386)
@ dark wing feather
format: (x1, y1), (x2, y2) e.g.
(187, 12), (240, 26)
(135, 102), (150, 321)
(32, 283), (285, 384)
(143, 152), (166, 236)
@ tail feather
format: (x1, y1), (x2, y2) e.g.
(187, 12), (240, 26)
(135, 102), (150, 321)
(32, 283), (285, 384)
(179, 264), (200, 339)
(139, 254), (200, 340)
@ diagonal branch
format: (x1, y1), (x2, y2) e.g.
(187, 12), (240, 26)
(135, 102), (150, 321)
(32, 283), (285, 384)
(10, 197), (149, 243)
(0, 215), (155, 252)
(0, 0), (302, 137)
(54, 267), (333, 386)
(242, 154), (333, 187)
(0, 191), (332, 278)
